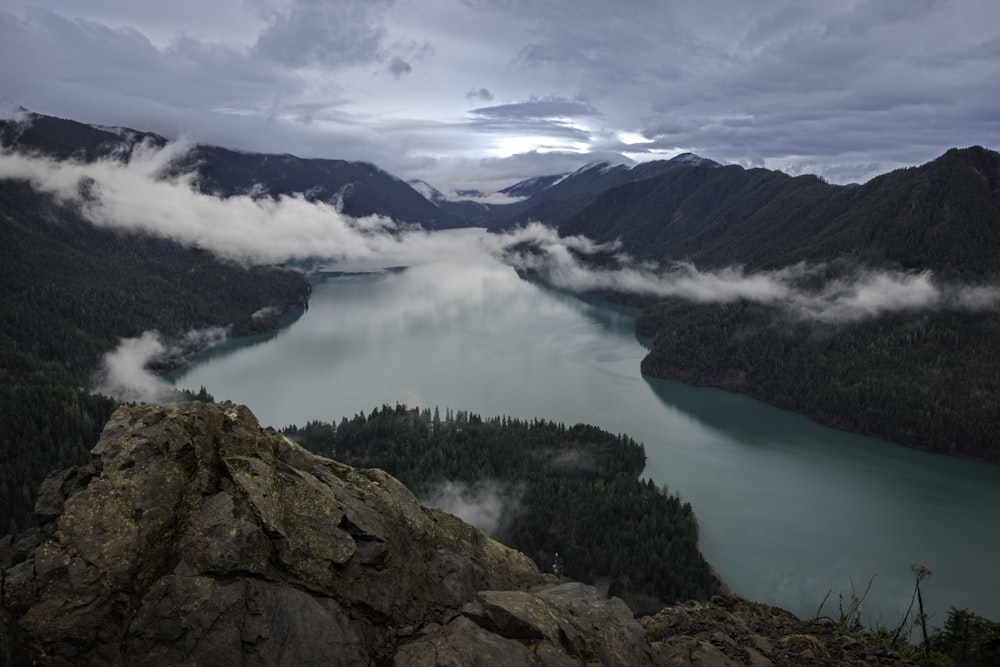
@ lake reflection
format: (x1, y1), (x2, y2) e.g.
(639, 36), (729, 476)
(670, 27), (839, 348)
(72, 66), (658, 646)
(170, 229), (1000, 625)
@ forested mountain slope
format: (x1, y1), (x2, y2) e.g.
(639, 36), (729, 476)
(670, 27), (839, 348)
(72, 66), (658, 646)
(491, 153), (722, 230)
(0, 178), (310, 533)
(1, 111), (464, 229)
(560, 147), (1000, 277)
(559, 147), (1000, 461)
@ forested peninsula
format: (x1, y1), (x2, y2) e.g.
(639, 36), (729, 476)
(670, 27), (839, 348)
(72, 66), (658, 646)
(284, 405), (721, 612)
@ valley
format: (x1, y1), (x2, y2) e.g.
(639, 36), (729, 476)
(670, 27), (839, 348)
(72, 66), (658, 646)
(165, 234), (1000, 627)
(2, 109), (998, 660)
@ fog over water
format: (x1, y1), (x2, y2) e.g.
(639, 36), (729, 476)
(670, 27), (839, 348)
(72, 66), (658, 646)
(167, 229), (1000, 628)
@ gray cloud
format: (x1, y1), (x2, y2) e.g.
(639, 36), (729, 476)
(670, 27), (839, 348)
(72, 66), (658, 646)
(493, 223), (1000, 324)
(387, 55), (412, 78)
(468, 117), (591, 143)
(466, 96), (600, 144)
(252, 0), (393, 68)
(3, 0), (999, 193)
(466, 88), (494, 102)
(420, 480), (520, 535)
(470, 97), (600, 120)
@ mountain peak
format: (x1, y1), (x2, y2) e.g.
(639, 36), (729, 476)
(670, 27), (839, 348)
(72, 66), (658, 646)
(667, 152), (719, 167)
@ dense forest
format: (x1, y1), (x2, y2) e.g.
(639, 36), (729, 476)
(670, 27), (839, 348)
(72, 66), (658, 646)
(558, 146), (1000, 278)
(550, 147), (1000, 461)
(284, 404), (721, 611)
(637, 301), (1000, 462)
(0, 178), (310, 533)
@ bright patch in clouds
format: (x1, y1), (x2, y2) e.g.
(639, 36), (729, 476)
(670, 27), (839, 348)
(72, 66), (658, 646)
(489, 133), (590, 158)
(618, 131), (650, 145)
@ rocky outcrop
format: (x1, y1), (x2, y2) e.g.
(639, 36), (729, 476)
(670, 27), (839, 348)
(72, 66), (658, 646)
(1, 401), (918, 665)
(643, 596), (918, 667)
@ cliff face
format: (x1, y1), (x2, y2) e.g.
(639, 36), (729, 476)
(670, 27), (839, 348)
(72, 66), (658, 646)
(1, 402), (916, 666)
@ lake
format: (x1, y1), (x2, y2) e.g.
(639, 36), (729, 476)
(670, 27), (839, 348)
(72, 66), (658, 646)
(169, 229), (1000, 627)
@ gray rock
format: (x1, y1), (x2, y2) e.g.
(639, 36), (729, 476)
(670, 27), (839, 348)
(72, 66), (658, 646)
(2, 402), (547, 664)
(439, 582), (657, 666)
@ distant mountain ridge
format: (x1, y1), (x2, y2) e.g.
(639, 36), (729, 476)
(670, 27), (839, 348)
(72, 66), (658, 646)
(489, 153), (723, 230)
(556, 146), (1000, 278)
(1, 109), (739, 233)
(553, 145), (1000, 462)
(0, 111), (465, 229)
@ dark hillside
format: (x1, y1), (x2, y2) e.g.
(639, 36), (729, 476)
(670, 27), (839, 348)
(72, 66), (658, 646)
(637, 300), (1000, 462)
(562, 146), (1000, 461)
(560, 146), (1000, 277)
(0, 112), (166, 161)
(0, 178), (310, 532)
(1, 111), (463, 229)
(492, 154), (722, 230)
(173, 146), (465, 228)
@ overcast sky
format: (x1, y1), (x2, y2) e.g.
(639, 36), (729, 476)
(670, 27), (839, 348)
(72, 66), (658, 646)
(2, 0), (998, 193)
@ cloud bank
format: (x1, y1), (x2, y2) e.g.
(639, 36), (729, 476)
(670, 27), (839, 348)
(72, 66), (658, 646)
(494, 223), (1000, 324)
(4, 141), (997, 327)
(0, 143), (465, 265)
(6, 0), (999, 194)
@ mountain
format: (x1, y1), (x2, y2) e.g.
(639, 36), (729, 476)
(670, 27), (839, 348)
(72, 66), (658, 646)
(174, 145), (464, 228)
(0, 108), (736, 232)
(500, 173), (566, 198)
(0, 109), (167, 161)
(555, 147), (1000, 461)
(407, 179), (512, 227)
(0, 121), (312, 534)
(0, 110), (464, 229)
(559, 146), (1000, 277)
(0, 400), (922, 666)
(492, 153), (722, 229)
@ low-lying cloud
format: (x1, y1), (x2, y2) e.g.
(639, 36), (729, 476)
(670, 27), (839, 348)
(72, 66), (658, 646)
(494, 223), (1000, 324)
(93, 327), (227, 403)
(0, 142), (460, 266)
(3, 141), (997, 329)
(420, 480), (520, 535)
